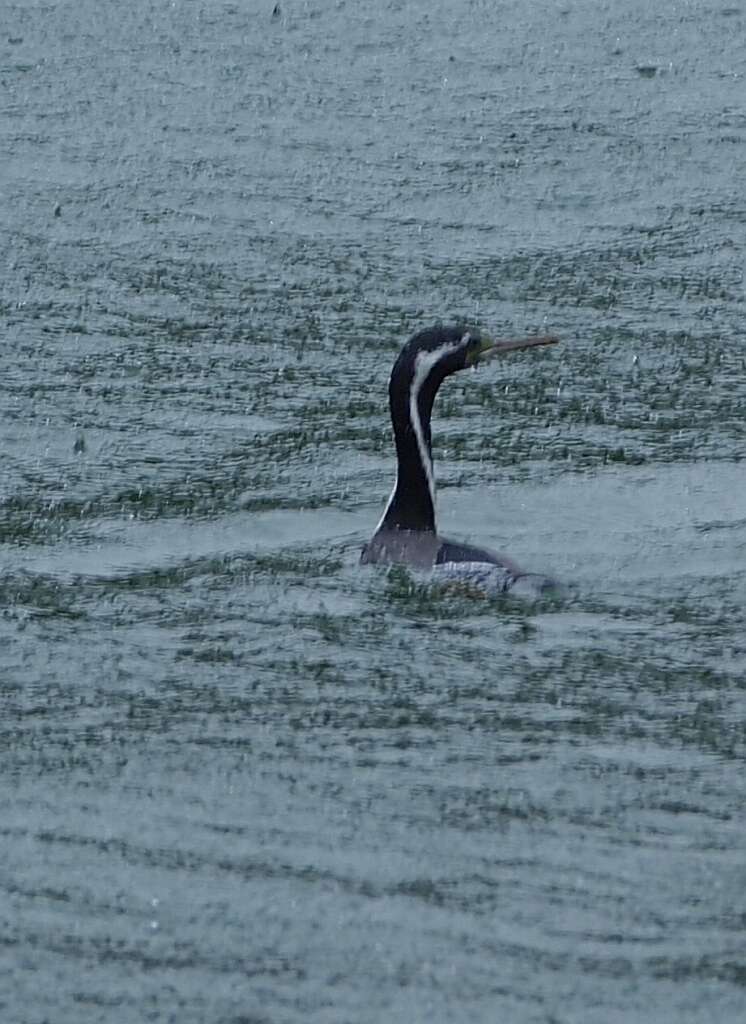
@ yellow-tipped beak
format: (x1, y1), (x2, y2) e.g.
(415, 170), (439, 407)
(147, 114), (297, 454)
(471, 333), (560, 365)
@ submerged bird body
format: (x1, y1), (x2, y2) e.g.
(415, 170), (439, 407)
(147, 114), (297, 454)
(361, 325), (558, 593)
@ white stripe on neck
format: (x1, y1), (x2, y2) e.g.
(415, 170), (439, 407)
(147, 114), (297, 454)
(374, 340), (461, 535)
(408, 343), (457, 517)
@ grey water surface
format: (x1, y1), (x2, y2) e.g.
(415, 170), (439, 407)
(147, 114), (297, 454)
(2, 1), (746, 1021)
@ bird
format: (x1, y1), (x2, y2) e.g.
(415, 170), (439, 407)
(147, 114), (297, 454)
(361, 324), (559, 595)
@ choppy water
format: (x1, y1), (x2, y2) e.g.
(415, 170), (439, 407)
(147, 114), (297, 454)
(2, 1), (746, 1021)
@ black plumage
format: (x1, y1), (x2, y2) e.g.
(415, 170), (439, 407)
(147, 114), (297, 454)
(361, 325), (558, 590)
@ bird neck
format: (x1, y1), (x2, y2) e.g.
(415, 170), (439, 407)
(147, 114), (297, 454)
(379, 356), (443, 534)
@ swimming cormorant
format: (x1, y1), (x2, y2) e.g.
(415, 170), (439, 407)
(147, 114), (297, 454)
(361, 325), (559, 593)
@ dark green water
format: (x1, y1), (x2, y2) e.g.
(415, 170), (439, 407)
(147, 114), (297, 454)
(2, 1), (746, 1021)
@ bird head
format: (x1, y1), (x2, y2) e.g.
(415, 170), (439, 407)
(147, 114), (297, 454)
(392, 325), (558, 396)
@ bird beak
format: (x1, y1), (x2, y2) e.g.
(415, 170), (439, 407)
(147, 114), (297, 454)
(472, 334), (559, 364)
